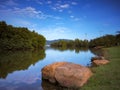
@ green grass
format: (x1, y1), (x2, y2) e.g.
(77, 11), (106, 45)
(81, 46), (120, 90)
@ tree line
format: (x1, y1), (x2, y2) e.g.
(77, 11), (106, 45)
(89, 33), (120, 47)
(51, 39), (89, 48)
(0, 21), (46, 50)
(51, 33), (120, 48)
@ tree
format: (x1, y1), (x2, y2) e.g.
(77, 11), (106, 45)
(0, 21), (46, 50)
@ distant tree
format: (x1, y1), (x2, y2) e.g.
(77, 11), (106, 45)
(89, 34), (116, 47)
(116, 31), (120, 34)
(74, 38), (80, 47)
(50, 39), (89, 48)
(116, 31), (120, 46)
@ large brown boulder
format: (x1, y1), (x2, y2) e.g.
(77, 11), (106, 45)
(41, 62), (67, 83)
(42, 62), (92, 88)
(93, 60), (109, 66)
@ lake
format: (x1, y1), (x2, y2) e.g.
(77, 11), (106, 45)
(0, 47), (95, 90)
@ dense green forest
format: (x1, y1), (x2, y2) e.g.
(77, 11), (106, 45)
(89, 33), (120, 47)
(51, 39), (89, 48)
(51, 33), (120, 48)
(0, 21), (46, 50)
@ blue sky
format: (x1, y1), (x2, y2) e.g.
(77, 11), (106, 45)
(0, 0), (120, 40)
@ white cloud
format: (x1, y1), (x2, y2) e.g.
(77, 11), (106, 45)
(70, 15), (80, 21)
(70, 15), (74, 18)
(42, 27), (69, 33)
(9, 19), (38, 30)
(45, 15), (62, 19)
(71, 2), (77, 5)
(47, 0), (52, 4)
(57, 0), (62, 3)
(35, 1), (77, 13)
(55, 27), (68, 33)
(0, 6), (61, 20)
(59, 9), (63, 12)
(40, 27), (71, 40)
(14, 7), (39, 14)
(35, 0), (43, 5)
(51, 7), (56, 10)
(53, 16), (62, 19)
(6, 0), (18, 6)
(55, 22), (64, 25)
(60, 4), (69, 9)
(13, 7), (44, 19)
(74, 18), (80, 21)
(51, 3), (70, 12)
(0, 0), (18, 8)
(18, 20), (32, 26)
(51, 1), (78, 12)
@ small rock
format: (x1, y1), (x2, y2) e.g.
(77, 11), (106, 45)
(93, 60), (109, 66)
(91, 56), (105, 61)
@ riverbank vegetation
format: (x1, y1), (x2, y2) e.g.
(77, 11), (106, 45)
(89, 34), (120, 47)
(0, 21), (46, 50)
(50, 32), (120, 48)
(81, 46), (120, 90)
(51, 39), (89, 48)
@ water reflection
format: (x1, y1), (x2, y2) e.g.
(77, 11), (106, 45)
(90, 48), (108, 57)
(42, 80), (61, 90)
(0, 48), (95, 90)
(42, 80), (78, 90)
(50, 47), (89, 53)
(0, 50), (45, 79)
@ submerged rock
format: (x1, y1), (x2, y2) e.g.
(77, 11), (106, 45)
(91, 56), (105, 61)
(93, 60), (109, 66)
(42, 62), (92, 88)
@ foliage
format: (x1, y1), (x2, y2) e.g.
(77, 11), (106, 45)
(0, 21), (46, 50)
(89, 34), (118, 48)
(81, 46), (120, 90)
(116, 31), (120, 46)
(51, 33), (120, 49)
(50, 39), (89, 48)
(50, 35), (117, 49)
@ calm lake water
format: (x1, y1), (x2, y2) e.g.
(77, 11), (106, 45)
(0, 48), (95, 90)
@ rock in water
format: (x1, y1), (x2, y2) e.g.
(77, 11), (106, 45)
(42, 62), (92, 88)
(41, 62), (67, 83)
(93, 60), (109, 66)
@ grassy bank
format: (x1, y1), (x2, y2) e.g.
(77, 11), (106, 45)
(81, 46), (120, 90)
